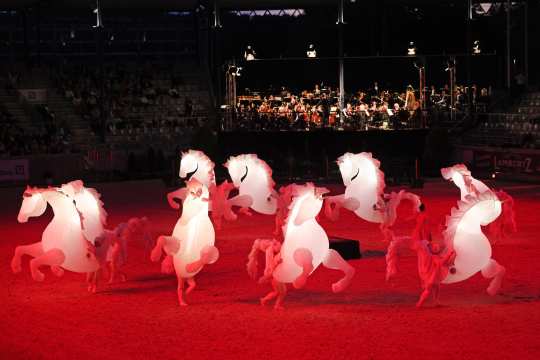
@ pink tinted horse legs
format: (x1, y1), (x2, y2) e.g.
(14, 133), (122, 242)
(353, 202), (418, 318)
(11, 241), (44, 273)
(29, 248), (65, 282)
(322, 249), (356, 293)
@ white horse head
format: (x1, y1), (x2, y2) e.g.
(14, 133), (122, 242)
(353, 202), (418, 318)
(441, 164), (490, 201)
(273, 183), (330, 283)
(337, 152), (386, 223)
(60, 180), (107, 244)
(442, 191), (501, 284)
(224, 154), (277, 215)
(179, 150), (216, 188)
(18, 186), (48, 223)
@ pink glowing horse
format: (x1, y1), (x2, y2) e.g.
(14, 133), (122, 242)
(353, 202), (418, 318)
(151, 178), (219, 305)
(11, 183), (103, 284)
(247, 183), (355, 309)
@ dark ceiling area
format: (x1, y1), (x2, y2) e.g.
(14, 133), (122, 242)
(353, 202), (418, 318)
(0, 0), (462, 11)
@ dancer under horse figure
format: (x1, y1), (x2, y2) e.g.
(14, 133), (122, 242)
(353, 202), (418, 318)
(89, 217), (152, 291)
(225, 153), (278, 215)
(151, 178), (219, 306)
(247, 183), (355, 309)
(386, 191), (506, 306)
(11, 185), (101, 284)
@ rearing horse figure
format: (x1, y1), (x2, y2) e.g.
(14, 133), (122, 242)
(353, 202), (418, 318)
(11, 185), (100, 282)
(151, 178), (219, 306)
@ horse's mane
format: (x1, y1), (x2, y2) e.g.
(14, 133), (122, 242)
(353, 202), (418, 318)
(337, 152), (386, 196)
(282, 183), (328, 231)
(62, 180), (108, 228)
(182, 149), (215, 184)
(283, 183), (314, 231)
(225, 154), (276, 191)
(441, 163), (471, 180)
(443, 190), (498, 249)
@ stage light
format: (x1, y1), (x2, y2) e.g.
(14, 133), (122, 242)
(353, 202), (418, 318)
(70, 29), (75, 39)
(142, 32), (147, 43)
(92, 0), (103, 28)
(407, 41), (416, 56)
(473, 40), (481, 55)
(306, 44), (317, 58)
(244, 45), (255, 61)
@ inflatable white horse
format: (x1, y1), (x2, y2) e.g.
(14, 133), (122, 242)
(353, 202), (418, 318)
(248, 183), (355, 309)
(151, 178), (219, 305)
(325, 152), (386, 223)
(225, 154), (278, 215)
(442, 191), (506, 295)
(441, 164), (490, 201)
(11, 183), (105, 282)
(325, 152), (421, 229)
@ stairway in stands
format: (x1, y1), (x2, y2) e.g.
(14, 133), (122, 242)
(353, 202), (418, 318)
(44, 90), (99, 151)
(0, 88), (34, 130)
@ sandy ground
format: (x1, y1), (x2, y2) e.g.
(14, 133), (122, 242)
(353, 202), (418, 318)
(1, 179), (540, 360)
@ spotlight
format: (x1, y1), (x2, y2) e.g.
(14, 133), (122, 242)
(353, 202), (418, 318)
(306, 44), (317, 58)
(142, 32), (147, 43)
(70, 29), (75, 39)
(407, 41), (416, 56)
(473, 40), (481, 55)
(227, 65), (242, 77)
(244, 45), (255, 61)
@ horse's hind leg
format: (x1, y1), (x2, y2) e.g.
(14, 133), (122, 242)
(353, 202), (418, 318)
(11, 242), (44, 273)
(292, 248), (314, 289)
(322, 249), (356, 293)
(481, 259), (506, 296)
(29, 249), (65, 282)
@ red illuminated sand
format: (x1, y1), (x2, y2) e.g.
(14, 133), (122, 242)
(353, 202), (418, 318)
(1, 180), (539, 359)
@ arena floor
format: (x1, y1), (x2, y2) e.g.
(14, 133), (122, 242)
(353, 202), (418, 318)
(1, 179), (539, 360)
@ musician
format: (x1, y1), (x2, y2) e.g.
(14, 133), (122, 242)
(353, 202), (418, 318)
(318, 93), (330, 127)
(405, 85), (417, 112)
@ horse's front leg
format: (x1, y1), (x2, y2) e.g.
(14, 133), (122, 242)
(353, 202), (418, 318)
(481, 258), (506, 296)
(11, 242), (44, 273)
(185, 245), (220, 274)
(29, 248), (65, 282)
(322, 249), (356, 293)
